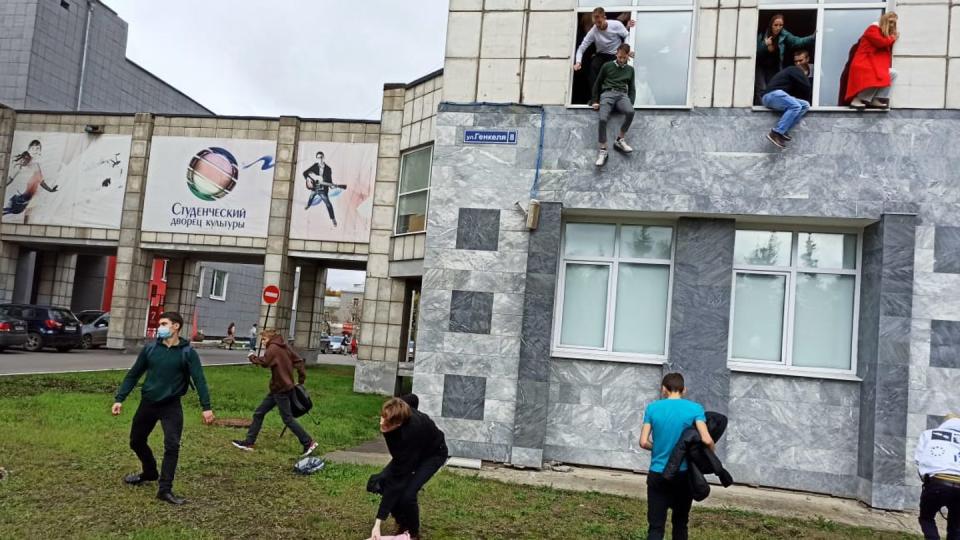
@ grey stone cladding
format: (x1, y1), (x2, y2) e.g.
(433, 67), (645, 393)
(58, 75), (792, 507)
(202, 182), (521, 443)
(456, 208), (501, 251)
(417, 103), (960, 510)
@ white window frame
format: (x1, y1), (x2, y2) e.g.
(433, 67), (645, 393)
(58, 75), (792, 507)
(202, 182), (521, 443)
(196, 268), (206, 298)
(727, 225), (862, 379)
(551, 218), (675, 364)
(753, 1), (888, 110)
(209, 269), (229, 301)
(394, 144), (433, 236)
(160, 259), (169, 282)
(567, 3), (697, 110)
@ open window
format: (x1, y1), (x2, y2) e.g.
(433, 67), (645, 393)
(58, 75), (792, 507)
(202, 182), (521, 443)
(570, 2), (694, 108)
(209, 270), (228, 301)
(755, 2), (886, 107)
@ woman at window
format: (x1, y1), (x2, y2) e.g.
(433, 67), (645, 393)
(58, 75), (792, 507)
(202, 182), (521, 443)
(755, 14), (815, 103)
(844, 12), (899, 110)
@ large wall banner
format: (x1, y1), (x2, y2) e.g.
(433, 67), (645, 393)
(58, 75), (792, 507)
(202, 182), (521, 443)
(289, 141), (377, 243)
(141, 137), (276, 238)
(2, 131), (131, 229)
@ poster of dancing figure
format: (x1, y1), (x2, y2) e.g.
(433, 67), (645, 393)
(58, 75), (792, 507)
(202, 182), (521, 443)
(289, 141), (377, 243)
(2, 131), (132, 229)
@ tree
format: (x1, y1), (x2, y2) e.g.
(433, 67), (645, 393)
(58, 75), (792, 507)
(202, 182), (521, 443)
(747, 232), (783, 266)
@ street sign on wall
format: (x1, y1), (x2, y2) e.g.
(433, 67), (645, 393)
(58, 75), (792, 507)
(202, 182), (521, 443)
(463, 130), (517, 145)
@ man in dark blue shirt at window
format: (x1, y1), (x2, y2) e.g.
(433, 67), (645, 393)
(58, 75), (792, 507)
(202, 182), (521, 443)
(762, 49), (813, 149)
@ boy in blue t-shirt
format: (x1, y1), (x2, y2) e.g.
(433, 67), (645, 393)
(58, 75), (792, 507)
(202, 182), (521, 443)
(640, 373), (715, 540)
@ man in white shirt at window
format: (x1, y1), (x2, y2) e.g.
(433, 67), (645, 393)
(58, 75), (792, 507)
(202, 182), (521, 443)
(574, 7), (635, 105)
(915, 413), (960, 539)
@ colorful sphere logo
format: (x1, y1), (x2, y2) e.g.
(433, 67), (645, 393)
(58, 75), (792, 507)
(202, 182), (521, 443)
(186, 147), (238, 201)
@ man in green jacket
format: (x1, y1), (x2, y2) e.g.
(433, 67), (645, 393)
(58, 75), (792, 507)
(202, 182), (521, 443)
(112, 311), (215, 505)
(592, 43), (636, 167)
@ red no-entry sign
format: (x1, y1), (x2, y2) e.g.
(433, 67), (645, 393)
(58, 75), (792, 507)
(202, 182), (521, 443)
(262, 285), (280, 304)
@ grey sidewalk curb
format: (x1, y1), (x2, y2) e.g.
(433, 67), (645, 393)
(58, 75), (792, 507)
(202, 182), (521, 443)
(323, 450), (923, 536)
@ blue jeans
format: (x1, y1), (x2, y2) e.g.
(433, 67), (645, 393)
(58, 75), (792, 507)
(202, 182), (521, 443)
(762, 90), (809, 136)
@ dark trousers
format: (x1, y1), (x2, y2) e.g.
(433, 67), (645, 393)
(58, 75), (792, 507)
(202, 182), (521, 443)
(588, 53), (617, 104)
(919, 480), (960, 539)
(647, 471), (694, 540)
(129, 398), (183, 494)
(392, 446), (448, 535)
(598, 90), (634, 144)
(307, 189), (336, 221)
(243, 391), (312, 446)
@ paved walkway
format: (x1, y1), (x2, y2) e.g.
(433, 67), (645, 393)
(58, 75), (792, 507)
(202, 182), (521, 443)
(0, 347), (351, 376)
(325, 443), (926, 536)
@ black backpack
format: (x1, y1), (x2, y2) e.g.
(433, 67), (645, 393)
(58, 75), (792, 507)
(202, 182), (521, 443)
(290, 384), (313, 418)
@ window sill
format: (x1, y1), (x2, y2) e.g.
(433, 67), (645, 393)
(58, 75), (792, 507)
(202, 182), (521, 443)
(751, 106), (889, 113)
(728, 362), (861, 382)
(552, 348), (667, 365)
(567, 104), (693, 111)
(392, 230), (426, 238)
(209, 296), (226, 302)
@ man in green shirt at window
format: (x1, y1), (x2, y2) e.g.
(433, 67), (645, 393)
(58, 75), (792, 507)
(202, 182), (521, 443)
(112, 311), (215, 505)
(592, 43), (636, 167)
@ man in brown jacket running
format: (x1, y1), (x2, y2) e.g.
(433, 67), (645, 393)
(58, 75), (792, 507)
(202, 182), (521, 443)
(231, 328), (318, 456)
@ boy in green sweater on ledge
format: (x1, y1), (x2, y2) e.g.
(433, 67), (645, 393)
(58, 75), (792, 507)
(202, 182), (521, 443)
(592, 42), (636, 167)
(112, 311), (215, 505)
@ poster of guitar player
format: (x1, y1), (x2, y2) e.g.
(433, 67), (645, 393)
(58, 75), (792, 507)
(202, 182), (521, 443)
(2, 131), (131, 229)
(289, 141), (377, 243)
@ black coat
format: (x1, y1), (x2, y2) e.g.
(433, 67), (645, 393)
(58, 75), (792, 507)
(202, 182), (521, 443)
(662, 411), (734, 501)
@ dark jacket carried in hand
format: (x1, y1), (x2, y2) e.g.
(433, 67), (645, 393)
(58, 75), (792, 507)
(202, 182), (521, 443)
(249, 336), (305, 394)
(375, 407), (447, 520)
(662, 411), (733, 501)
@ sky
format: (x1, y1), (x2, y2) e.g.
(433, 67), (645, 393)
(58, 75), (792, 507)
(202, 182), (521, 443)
(99, 1), (449, 291)
(101, 0), (449, 120)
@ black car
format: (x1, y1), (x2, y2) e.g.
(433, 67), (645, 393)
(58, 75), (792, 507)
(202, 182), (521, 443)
(0, 304), (83, 352)
(0, 312), (28, 352)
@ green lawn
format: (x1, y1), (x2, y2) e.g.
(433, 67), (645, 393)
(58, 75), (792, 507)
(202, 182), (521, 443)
(0, 365), (918, 539)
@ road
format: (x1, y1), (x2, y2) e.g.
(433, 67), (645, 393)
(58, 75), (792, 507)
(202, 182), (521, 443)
(0, 347), (354, 376)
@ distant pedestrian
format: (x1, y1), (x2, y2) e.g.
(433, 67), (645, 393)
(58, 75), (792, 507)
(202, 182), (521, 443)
(112, 311), (215, 505)
(248, 323), (258, 351)
(223, 322), (236, 350)
(640, 373), (715, 540)
(369, 397), (448, 540)
(914, 413), (960, 539)
(232, 328), (318, 456)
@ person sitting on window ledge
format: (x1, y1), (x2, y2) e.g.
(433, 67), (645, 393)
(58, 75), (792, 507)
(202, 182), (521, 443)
(761, 49), (812, 150)
(844, 12), (899, 110)
(755, 13), (815, 104)
(592, 43), (636, 167)
(574, 7), (634, 105)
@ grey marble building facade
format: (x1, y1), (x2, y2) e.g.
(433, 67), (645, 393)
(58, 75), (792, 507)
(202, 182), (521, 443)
(411, 103), (960, 510)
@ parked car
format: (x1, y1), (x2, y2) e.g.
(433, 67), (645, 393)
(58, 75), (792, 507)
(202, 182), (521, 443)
(0, 304), (83, 352)
(79, 312), (110, 349)
(321, 335), (346, 355)
(0, 312), (28, 352)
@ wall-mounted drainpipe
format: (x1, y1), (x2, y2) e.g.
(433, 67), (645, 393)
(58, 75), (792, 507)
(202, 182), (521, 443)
(75, 0), (94, 111)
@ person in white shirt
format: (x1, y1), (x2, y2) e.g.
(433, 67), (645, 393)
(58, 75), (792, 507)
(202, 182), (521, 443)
(914, 413), (960, 539)
(573, 7), (635, 104)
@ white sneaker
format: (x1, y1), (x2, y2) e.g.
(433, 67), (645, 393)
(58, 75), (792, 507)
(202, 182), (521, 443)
(595, 149), (608, 167)
(614, 138), (633, 153)
(302, 440), (319, 457)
